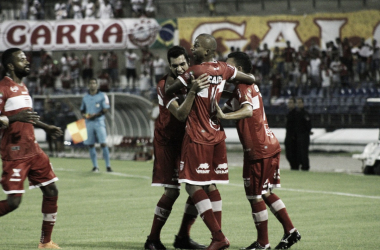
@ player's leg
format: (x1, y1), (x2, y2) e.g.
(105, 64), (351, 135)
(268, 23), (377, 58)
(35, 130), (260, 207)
(28, 153), (61, 249)
(206, 184), (222, 228)
(242, 158), (270, 250)
(262, 153), (300, 249)
(174, 196), (206, 249)
(96, 124), (111, 172)
(0, 194), (22, 216)
(85, 123), (98, 171)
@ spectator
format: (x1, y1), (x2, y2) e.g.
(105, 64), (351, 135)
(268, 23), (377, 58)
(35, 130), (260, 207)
(371, 39), (380, 83)
(208, 0), (216, 16)
(84, 0), (96, 19)
(69, 52), (81, 88)
(55, 3), (67, 20)
(61, 70), (72, 94)
(140, 46), (154, 79)
(321, 64), (332, 97)
(341, 37), (354, 84)
(107, 51), (119, 88)
(98, 69), (111, 92)
(39, 57), (57, 95)
(260, 43), (271, 83)
(283, 41), (296, 78)
(54, 101), (72, 157)
(139, 70), (152, 99)
(82, 51), (94, 84)
(309, 52), (322, 89)
(272, 46), (284, 77)
(113, 0), (123, 18)
(98, 51), (109, 74)
(285, 97), (297, 170)
(297, 45), (309, 88)
(131, 0), (144, 17)
(124, 49), (139, 91)
(270, 69), (282, 101)
(29, 0), (40, 20)
(287, 63), (300, 95)
(152, 55), (166, 86)
(145, 0), (156, 17)
(72, 0), (83, 19)
(98, 0), (114, 19)
(26, 70), (39, 95)
(60, 52), (70, 77)
(20, 0), (29, 20)
(356, 38), (372, 82)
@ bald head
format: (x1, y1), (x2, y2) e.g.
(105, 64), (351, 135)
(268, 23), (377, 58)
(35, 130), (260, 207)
(197, 33), (217, 52)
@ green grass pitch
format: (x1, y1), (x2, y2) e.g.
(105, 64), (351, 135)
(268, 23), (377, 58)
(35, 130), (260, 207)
(1, 157), (380, 250)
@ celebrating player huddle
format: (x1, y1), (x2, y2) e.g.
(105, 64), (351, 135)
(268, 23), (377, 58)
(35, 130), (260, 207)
(0, 34), (301, 250)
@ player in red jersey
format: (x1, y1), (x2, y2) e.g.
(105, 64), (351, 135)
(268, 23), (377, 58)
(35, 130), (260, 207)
(166, 34), (256, 250)
(0, 48), (63, 249)
(215, 51), (301, 250)
(145, 46), (210, 250)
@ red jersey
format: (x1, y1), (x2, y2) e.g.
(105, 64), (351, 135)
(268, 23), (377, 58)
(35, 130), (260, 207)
(225, 83), (281, 160)
(0, 77), (43, 160)
(154, 75), (186, 145)
(178, 61), (237, 145)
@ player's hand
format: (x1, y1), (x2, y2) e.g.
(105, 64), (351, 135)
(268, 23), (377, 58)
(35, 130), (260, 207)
(46, 125), (63, 137)
(189, 73), (209, 93)
(10, 109), (40, 124)
(215, 100), (226, 119)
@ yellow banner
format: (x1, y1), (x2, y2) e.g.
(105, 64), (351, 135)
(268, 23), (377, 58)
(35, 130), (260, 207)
(178, 10), (380, 54)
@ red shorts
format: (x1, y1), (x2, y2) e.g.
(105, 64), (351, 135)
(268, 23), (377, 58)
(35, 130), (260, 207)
(1, 152), (58, 194)
(243, 152), (281, 199)
(179, 134), (228, 185)
(152, 139), (181, 189)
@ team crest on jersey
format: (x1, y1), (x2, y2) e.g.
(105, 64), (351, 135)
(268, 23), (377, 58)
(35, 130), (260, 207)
(208, 75), (223, 85)
(10, 86), (19, 92)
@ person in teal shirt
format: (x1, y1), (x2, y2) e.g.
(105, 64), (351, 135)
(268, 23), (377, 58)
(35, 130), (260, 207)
(80, 78), (112, 172)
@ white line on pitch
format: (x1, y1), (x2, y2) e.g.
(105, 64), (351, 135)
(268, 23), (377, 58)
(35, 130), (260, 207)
(55, 168), (380, 200)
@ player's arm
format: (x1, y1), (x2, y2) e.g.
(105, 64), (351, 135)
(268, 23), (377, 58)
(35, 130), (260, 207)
(7, 109), (40, 124)
(215, 102), (253, 120)
(232, 72), (256, 85)
(221, 90), (233, 99)
(168, 73), (209, 122)
(165, 77), (186, 96)
(35, 120), (63, 137)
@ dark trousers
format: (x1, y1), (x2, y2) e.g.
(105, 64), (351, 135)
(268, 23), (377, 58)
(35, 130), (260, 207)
(296, 134), (310, 171)
(285, 135), (298, 170)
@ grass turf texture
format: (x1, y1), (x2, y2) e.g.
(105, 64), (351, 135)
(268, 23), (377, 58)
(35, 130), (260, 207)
(1, 157), (380, 250)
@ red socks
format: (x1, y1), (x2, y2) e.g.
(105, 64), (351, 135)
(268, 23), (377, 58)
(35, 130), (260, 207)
(177, 196), (197, 238)
(208, 189), (222, 227)
(149, 194), (175, 240)
(192, 189), (224, 241)
(251, 201), (269, 246)
(41, 196), (58, 244)
(264, 193), (295, 234)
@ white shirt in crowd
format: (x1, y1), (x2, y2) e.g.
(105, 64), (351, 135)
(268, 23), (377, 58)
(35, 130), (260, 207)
(125, 51), (140, 69)
(309, 58), (321, 76)
(153, 58), (166, 76)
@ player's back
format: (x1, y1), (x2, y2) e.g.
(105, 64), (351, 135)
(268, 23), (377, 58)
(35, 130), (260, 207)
(227, 83), (280, 160)
(178, 61), (237, 145)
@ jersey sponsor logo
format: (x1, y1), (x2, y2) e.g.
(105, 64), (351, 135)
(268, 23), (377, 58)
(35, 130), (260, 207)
(244, 178), (250, 187)
(208, 75), (223, 85)
(11, 146), (20, 151)
(196, 163), (210, 174)
(21, 91), (28, 94)
(214, 163), (228, 174)
(11, 168), (21, 177)
(10, 86), (19, 92)
(214, 67), (220, 70)
(180, 161), (184, 171)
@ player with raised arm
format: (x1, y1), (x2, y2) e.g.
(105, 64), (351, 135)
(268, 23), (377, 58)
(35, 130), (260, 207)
(0, 48), (63, 249)
(145, 46), (210, 250)
(215, 51), (301, 250)
(165, 34), (256, 250)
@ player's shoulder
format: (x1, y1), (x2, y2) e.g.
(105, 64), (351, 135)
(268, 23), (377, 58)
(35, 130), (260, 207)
(237, 83), (260, 94)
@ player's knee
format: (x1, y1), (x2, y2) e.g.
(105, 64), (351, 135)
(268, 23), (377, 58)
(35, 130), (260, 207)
(7, 195), (22, 210)
(164, 188), (180, 200)
(41, 183), (59, 197)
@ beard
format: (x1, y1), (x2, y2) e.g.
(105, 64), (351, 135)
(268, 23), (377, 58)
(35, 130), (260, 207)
(15, 67), (30, 78)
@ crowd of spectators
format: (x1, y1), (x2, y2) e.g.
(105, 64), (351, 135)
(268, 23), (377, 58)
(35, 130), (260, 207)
(14, 0), (155, 20)
(223, 38), (380, 104)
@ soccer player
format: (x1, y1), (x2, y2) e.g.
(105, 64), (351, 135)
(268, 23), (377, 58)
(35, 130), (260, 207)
(0, 48), (63, 249)
(215, 51), (301, 250)
(145, 46), (209, 250)
(80, 78), (112, 172)
(166, 34), (256, 250)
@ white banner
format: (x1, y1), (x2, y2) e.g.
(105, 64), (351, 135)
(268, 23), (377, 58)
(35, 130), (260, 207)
(0, 18), (161, 51)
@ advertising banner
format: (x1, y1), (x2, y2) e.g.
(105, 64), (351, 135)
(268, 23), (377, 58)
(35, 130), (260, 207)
(178, 10), (380, 55)
(0, 18), (176, 51)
